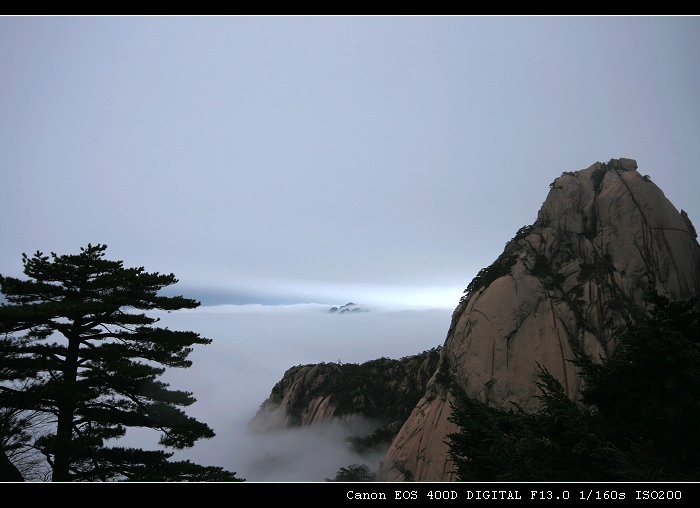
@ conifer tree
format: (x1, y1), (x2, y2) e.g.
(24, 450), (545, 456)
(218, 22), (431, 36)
(447, 288), (700, 481)
(0, 244), (242, 481)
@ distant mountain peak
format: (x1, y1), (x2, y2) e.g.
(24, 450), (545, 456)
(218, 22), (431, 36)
(328, 302), (368, 313)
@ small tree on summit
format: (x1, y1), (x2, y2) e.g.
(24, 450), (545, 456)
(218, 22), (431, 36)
(0, 244), (242, 481)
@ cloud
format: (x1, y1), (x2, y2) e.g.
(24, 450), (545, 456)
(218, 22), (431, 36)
(138, 303), (453, 480)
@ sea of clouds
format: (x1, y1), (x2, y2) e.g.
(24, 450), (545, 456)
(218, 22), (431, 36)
(130, 303), (454, 481)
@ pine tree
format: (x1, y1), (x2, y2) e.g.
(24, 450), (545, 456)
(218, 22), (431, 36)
(447, 288), (700, 481)
(326, 463), (375, 482)
(573, 289), (700, 480)
(0, 244), (242, 481)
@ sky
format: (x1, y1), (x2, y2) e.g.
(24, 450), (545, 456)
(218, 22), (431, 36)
(2, 17), (699, 308)
(1, 16), (699, 481)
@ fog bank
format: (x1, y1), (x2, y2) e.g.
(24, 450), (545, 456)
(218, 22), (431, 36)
(147, 303), (452, 481)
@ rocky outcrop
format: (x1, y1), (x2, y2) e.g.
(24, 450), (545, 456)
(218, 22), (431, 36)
(250, 348), (441, 435)
(328, 302), (368, 314)
(376, 158), (700, 481)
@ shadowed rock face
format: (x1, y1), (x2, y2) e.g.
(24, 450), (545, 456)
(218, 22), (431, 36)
(250, 348), (441, 433)
(376, 158), (700, 482)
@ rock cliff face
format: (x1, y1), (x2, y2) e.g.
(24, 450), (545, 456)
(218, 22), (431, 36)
(251, 348), (441, 437)
(376, 158), (700, 481)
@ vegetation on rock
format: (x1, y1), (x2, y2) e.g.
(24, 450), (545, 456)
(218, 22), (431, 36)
(326, 463), (375, 482)
(460, 254), (518, 303)
(447, 289), (700, 481)
(268, 347), (441, 428)
(460, 223), (539, 304)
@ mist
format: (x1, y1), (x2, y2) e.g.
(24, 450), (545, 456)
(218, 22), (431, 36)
(141, 303), (453, 481)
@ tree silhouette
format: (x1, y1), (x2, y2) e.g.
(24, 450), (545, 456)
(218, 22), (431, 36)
(447, 288), (700, 481)
(326, 463), (375, 482)
(0, 244), (242, 481)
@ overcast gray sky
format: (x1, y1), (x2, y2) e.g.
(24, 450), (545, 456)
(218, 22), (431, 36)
(2, 16), (699, 307)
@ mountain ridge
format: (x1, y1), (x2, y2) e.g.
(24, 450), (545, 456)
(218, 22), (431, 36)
(250, 348), (441, 445)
